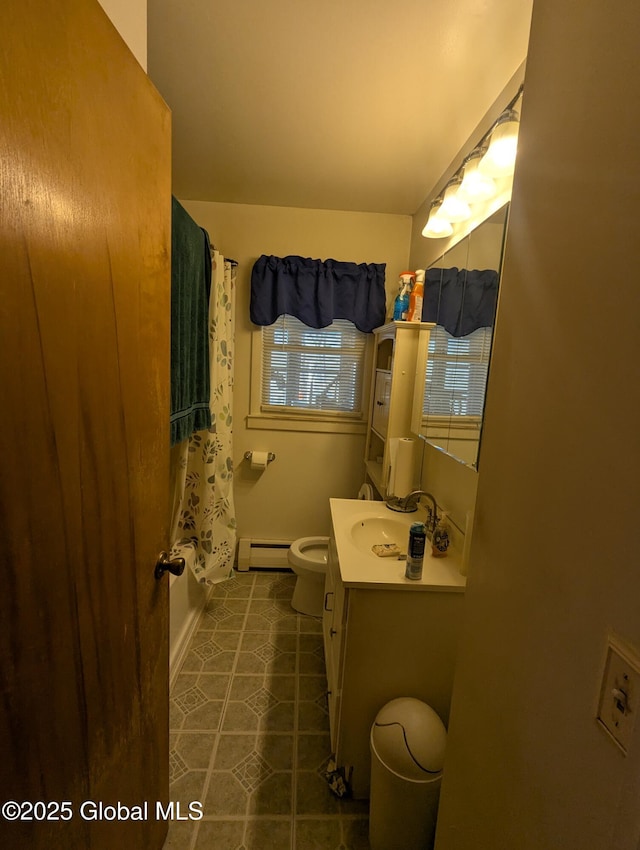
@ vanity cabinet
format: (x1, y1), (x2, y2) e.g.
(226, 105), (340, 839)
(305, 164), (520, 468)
(322, 521), (464, 799)
(323, 534), (346, 736)
(364, 321), (434, 497)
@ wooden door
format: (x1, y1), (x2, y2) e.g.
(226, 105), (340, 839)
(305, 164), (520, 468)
(0, 2), (171, 848)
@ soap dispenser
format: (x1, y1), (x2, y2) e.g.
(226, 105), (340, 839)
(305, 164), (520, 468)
(431, 512), (450, 558)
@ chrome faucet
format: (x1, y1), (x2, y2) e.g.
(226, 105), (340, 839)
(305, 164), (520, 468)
(386, 490), (439, 534)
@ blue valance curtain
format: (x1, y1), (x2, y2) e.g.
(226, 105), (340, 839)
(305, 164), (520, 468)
(423, 267), (499, 338)
(250, 254), (386, 333)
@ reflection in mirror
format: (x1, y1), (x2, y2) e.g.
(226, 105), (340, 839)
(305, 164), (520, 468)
(414, 205), (508, 469)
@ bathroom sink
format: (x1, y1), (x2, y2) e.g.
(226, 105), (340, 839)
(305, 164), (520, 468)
(350, 517), (410, 556)
(329, 498), (465, 590)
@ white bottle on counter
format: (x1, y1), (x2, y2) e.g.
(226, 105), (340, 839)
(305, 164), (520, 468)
(431, 512), (450, 558)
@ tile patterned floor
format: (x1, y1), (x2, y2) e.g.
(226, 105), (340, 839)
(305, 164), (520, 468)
(163, 570), (370, 850)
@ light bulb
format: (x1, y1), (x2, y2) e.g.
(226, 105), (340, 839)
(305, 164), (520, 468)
(458, 149), (496, 202)
(422, 202), (453, 238)
(439, 180), (471, 222)
(479, 109), (519, 177)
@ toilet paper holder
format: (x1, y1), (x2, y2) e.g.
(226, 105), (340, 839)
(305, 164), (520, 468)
(244, 451), (276, 464)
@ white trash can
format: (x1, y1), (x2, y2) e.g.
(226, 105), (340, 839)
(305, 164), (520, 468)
(369, 697), (447, 850)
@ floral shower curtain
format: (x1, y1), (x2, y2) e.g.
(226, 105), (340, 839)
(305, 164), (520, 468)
(169, 250), (237, 585)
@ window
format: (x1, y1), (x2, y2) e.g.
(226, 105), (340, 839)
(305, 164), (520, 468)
(423, 325), (493, 420)
(260, 315), (367, 418)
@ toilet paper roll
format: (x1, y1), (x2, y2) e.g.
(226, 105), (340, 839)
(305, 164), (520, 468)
(390, 438), (415, 497)
(357, 483), (373, 500)
(250, 451), (269, 471)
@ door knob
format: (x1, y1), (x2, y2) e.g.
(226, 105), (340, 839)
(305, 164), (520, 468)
(154, 551), (186, 580)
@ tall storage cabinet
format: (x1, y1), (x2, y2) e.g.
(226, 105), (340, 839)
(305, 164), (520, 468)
(364, 321), (434, 497)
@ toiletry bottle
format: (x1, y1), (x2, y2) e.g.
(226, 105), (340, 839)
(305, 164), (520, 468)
(405, 521), (427, 580)
(394, 272), (415, 321)
(431, 512), (450, 558)
(392, 281), (409, 321)
(407, 269), (425, 322)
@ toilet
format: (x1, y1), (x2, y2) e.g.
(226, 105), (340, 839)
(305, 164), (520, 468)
(288, 484), (373, 616)
(288, 537), (330, 616)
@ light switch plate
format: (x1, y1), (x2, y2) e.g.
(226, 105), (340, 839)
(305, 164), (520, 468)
(597, 635), (640, 754)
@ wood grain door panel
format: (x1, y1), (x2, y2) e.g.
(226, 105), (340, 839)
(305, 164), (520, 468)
(0, 2), (171, 847)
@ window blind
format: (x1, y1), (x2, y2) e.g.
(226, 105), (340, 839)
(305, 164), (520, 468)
(423, 325), (493, 419)
(261, 316), (367, 416)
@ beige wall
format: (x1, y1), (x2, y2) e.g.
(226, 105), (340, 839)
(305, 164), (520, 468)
(97, 0), (147, 69)
(183, 200), (411, 542)
(436, 1), (640, 848)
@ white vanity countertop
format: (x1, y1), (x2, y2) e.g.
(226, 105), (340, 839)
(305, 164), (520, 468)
(330, 498), (467, 592)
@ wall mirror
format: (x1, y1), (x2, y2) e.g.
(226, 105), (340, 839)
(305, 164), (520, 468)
(412, 204), (508, 469)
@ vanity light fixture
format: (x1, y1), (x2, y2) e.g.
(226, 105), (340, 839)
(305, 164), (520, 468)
(421, 199), (454, 238)
(439, 178), (471, 223)
(458, 148), (497, 202)
(421, 85), (523, 238)
(479, 108), (520, 177)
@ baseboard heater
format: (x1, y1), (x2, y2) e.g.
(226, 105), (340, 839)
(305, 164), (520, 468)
(237, 538), (293, 571)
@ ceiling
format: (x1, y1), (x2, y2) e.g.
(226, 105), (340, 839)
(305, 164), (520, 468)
(147, 0), (532, 216)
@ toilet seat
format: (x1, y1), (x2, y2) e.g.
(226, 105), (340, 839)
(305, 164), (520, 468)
(288, 536), (329, 575)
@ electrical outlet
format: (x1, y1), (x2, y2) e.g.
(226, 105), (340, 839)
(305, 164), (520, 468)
(597, 635), (640, 754)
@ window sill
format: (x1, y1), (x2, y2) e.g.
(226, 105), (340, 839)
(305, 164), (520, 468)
(246, 413), (367, 435)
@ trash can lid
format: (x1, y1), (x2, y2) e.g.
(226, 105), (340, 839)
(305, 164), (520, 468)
(371, 697), (447, 780)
